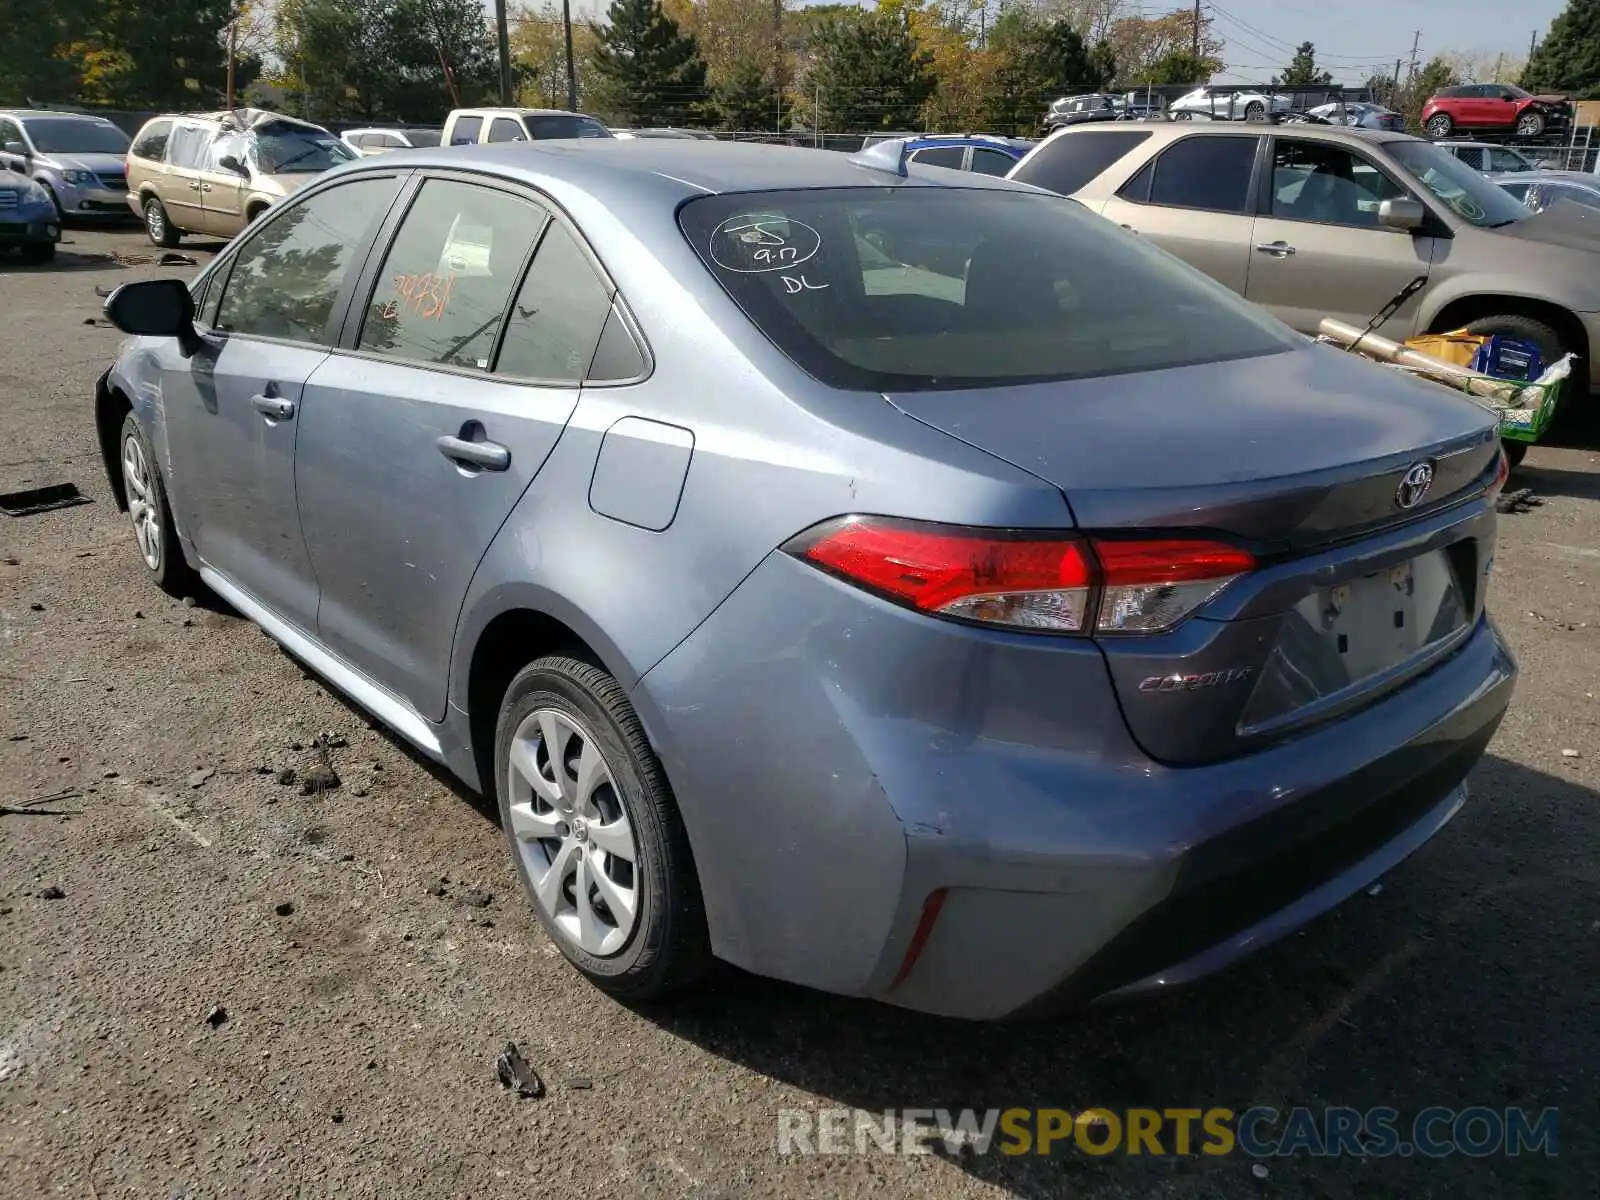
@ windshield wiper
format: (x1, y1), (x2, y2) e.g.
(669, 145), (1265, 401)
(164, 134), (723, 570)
(266, 145), (329, 172)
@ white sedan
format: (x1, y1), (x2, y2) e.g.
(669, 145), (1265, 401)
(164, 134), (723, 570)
(1170, 87), (1294, 121)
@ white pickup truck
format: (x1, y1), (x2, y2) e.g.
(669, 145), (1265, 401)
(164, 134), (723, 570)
(442, 108), (613, 147)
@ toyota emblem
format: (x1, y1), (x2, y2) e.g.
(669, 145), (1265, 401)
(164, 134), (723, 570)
(1395, 461), (1435, 510)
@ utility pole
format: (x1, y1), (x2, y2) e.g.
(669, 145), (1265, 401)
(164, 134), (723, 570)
(1191, 0), (1201, 60)
(1492, 53), (1504, 83)
(226, 17), (237, 111)
(1392, 58), (1402, 106)
(1529, 30), (1538, 59)
(775, 0), (786, 135)
(562, 0), (578, 111)
(1406, 31), (1421, 86)
(495, 0), (513, 105)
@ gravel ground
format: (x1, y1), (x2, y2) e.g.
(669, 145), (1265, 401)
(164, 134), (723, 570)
(2, 227), (1597, 1199)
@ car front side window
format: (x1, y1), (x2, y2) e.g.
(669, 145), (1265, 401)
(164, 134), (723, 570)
(214, 176), (402, 344)
(1269, 140), (1405, 228)
(356, 179), (547, 371)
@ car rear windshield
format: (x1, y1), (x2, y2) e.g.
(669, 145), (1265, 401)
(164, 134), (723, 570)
(21, 117), (130, 154)
(678, 186), (1295, 392)
(404, 129), (442, 147)
(527, 115), (612, 139)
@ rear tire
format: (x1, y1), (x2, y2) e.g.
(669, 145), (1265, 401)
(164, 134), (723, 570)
(495, 655), (711, 1002)
(1173, 110), (1193, 121)
(1244, 100), (1266, 120)
(143, 196), (180, 248)
(1425, 113), (1454, 138)
(119, 412), (198, 596)
(1502, 440), (1528, 469)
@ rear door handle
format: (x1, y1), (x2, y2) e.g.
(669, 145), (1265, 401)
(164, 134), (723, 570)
(1255, 241), (1296, 257)
(189, 181), (202, 190)
(436, 434), (510, 472)
(251, 394), (295, 421)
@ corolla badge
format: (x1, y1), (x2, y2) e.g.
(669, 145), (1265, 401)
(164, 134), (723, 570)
(1395, 460), (1435, 510)
(1138, 667), (1255, 693)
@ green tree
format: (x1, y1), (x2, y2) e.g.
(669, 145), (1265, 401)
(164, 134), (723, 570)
(1088, 39), (1118, 87)
(808, 9), (935, 131)
(1522, 0), (1600, 96)
(1275, 41), (1333, 87)
(712, 59), (781, 130)
(986, 13), (1096, 134)
(0, 0), (90, 105)
(589, 0), (710, 126)
(1138, 50), (1207, 86)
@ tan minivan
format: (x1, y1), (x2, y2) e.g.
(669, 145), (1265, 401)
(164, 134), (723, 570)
(125, 109), (356, 246)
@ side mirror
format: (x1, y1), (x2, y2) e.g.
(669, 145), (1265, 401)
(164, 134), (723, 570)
(1378, 197), (1426, 231)
(218, 154), (248, 176)
(3, 140), (26, 157)
(1501, 91), (1518, 102)
(104, 279), (203, 357)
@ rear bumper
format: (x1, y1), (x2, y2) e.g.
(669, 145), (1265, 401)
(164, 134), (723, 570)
(633, 551), (1516, 1020)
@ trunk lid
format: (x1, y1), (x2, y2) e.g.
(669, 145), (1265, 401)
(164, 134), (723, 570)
(883, 342), (1499, 551)
(885, 342), (1502, 765)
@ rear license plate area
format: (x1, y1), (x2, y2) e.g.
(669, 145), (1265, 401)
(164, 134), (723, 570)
(1298, 549), (1467, 684)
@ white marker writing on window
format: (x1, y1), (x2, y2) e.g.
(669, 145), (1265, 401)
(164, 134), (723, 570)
(782, 275), (828, 294)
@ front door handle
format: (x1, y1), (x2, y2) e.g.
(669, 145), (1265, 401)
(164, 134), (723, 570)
(251, 394), (295, 421)
(1255, 241), (1296, 257)
(436, 434), (510, 472)
(200, 183), (213, 193)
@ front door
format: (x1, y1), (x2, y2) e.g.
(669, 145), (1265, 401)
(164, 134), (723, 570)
(295, 177), (615, 718)
(1246, 136), (1437, 337)
(1098, 133), (1261, 294)
(198, 132), (249, 237)
(162, 173), (405, 629)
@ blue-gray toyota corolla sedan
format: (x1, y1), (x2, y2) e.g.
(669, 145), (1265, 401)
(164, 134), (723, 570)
(94, 140), (1516, 1019)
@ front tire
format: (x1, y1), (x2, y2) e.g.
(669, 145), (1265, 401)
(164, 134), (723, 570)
(119, 413), (197, 596)
(1425, 113), (1454, 138)
(1172, 110), (1193, 121)
(495, 655), (710, 1001)
(143, 196), (180, 248)
(1515, 111), (1546, 138)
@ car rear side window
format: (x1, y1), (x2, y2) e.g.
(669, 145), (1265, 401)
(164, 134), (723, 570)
(450, 116), (483, 145)
(909, 146), (965, 169)
(131, 120), (172, 162)
(1133, 135), (1258, 213)
(494, 222), (613, 381)
(1009, 130), (1152, 195)
(489, 117), (527, 143)
(215, 176), (401, 344)
(357, 179), (546, 371)
(678, 187), (1293, 392)
(970, 148), (1015, 176)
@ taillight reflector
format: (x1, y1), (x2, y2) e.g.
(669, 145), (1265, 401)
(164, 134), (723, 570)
(786, 517), (1254, 636)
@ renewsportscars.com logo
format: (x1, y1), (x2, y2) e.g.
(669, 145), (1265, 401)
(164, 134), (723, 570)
(777, 1106), (1559, 1159)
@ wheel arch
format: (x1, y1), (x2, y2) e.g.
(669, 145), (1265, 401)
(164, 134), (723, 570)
(95, 375), (134, 512)
(1424, 293), (1589, 365)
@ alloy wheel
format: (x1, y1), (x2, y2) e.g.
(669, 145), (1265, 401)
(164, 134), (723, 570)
(145, 201), (164, 244)
(121, 432), (161, 570)
(506, 708), (639, 957)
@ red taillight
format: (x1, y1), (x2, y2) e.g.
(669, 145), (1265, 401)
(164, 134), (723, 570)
(1489, 447), (1511, 497)
(786, 517), (1254, 636)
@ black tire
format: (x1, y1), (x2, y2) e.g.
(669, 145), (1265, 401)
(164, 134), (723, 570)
(1425, 113), (1454, 138)
(1463, 313), (1571, 376)
(1515, 111), (1546, 138)
(43, 184), (64, 223)
(494, 655), (710, 1001)
(1172, 110), (1193, 121)
(20, 242), (55, 264)
(1244, 100), (1266, 120)
(143, 196), (180, 248)
(1502, 440), (1528, 469)
(118, 412), (198, 596)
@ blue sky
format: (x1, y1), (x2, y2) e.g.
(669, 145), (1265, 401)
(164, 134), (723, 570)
(1200, 0), (1568, 85)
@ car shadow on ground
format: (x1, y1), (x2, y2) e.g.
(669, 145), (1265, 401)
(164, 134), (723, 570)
(632, 754), (1596, 1199)
(1515, 462), (1600, 502)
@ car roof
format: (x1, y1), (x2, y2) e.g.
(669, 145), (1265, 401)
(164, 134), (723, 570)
(905, 134), (1029, 150)
(354, 139), (1030, 206)
(457, 107), (590, 117)
(1437, 139), (1504, 149)
(0, 108), (118, 122)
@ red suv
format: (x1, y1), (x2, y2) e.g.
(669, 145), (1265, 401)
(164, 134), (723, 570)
(1423, 84), (1572, 140)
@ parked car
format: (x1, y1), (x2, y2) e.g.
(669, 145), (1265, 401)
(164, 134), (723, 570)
(341, 127), (443, 156)
(1436, 140), (1549, 174)
(443, 108), (612, 146)
(1171, 87), (1293, 121)
(1307, 101), (1405, 132)
(126, 109), (356, 247)
(0, 109), (132, 221)
(95, 138), (1514, 1019)
(1491, 170), (1600, 214)
(1009, 123), (1600, 426)
(1045, 94), (1122, 130)
(897, 134), (1035, 175)
(0, 164), (61, 261)
(1422, 84), (1572, 141)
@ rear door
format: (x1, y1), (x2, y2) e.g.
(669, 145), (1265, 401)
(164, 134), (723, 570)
(1098, 134), (1260, 294)
(1246, 136), (1437, 335)
(969, 146), (1017, 177)
(294, 175), (614, 718)
(163, 173), (405, 629)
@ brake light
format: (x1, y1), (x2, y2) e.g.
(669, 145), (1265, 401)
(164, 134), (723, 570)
(786, 517), (1254, 635)
(1489, 447), (1510, 498)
